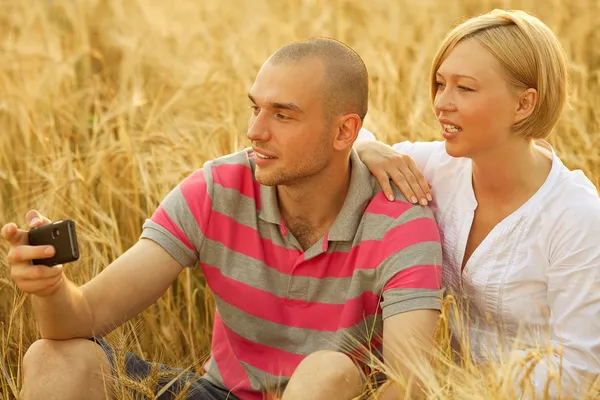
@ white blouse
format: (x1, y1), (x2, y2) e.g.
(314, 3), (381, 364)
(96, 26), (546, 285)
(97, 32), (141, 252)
(358, 129), (600, 398)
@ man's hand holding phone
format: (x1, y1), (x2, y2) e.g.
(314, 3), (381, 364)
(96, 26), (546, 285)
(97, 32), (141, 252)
(2, 210), (66, 297)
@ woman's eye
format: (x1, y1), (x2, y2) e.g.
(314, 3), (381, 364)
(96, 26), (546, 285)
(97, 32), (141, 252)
(458, 85), (473, 92)
(435, 81), (445, 89)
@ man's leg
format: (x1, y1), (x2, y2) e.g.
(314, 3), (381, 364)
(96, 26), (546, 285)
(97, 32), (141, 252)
(282, 350), (363, 400)
(21, 338), (239, 400)
(21, 338), (114, 400)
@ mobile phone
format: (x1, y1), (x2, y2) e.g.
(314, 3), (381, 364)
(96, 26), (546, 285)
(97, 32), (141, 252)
(28, 219), (80, 266)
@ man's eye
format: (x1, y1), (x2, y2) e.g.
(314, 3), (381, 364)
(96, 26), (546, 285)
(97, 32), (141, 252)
(250, 105), (260, 114)
(276, 113), (291, 121)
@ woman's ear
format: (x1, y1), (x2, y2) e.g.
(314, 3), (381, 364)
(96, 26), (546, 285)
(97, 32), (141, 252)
(514, 88), (537, 123)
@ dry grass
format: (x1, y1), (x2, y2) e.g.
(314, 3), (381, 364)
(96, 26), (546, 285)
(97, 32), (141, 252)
(0, 0), (598, 399)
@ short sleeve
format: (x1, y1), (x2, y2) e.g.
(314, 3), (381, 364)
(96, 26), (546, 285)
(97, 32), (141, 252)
(376, 202), (444, 319)
(140, 164), (214, 268)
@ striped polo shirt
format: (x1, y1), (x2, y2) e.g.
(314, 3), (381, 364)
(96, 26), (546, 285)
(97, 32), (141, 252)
(140, 148), (444, 399)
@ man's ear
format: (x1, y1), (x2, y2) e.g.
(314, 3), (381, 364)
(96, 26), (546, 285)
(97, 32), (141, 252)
(333, 114), (362, 151)
(514, 88), (537, 123)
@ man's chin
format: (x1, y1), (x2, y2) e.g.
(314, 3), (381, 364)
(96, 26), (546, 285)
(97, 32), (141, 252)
(254, 171), (279, 186)
(256, 179), (278, 187)
(255, 166), (304, 187)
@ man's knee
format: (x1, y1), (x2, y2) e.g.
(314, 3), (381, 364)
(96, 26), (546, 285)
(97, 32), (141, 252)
(24, 338), (96, 372)
(23, 339), (60, 375)
(21, 338), (112, 399)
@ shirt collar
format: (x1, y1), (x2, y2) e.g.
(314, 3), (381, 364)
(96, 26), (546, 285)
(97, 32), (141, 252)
(257, 149), (373, 241)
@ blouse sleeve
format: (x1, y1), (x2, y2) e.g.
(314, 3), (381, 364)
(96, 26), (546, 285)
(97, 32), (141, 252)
(357, 127), (445, 172)
(507, 192), (600, 398)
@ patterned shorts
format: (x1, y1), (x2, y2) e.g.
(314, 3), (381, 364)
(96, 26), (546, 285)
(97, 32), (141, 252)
(91, 338), (239, 400)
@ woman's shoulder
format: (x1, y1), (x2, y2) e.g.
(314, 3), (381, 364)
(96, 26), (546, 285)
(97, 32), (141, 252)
(542, 162), (600, 263)
(357, 128), (464, 171)
(536, 141), (599, 212)
(549, 162), (600, 212)
(391, 140), (446, 157)
(391, 140), (466, 172)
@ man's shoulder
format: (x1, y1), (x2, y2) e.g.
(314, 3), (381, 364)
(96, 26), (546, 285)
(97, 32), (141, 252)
(172, 149), (258, 206)
(205, 148), (255, 170)
(364, 187), (437, 227)
(201, 148), (257, 187)
(349, 155), (437, 231)
(362, 168), (434, 218)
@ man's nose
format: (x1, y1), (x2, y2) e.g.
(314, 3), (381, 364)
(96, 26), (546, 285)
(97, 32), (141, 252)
(247, 111), (270, 142)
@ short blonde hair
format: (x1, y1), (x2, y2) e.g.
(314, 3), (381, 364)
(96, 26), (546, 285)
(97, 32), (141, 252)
(430, 9), (569, 140)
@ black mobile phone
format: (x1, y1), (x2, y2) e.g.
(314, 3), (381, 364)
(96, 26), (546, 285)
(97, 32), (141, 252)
(28, 219), (80, 266)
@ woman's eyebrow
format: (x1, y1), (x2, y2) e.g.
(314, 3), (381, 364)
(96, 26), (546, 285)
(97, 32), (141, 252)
(436, 72), (478, 82)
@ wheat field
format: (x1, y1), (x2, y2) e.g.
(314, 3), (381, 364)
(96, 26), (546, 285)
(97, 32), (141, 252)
(0, 0), (599, 399)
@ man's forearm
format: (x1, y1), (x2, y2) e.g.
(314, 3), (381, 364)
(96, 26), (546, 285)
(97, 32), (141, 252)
(380, 309), (441, 399)
(32, 277), (95, 339)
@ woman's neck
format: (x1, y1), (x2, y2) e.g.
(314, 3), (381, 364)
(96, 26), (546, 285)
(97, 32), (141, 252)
(470, 139), (552, 204)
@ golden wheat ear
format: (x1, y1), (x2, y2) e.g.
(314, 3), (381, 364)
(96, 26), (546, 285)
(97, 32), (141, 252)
(1, 1), (598, 400)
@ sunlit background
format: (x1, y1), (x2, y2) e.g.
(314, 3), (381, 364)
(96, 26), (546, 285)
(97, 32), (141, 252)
(0, 0), (598, 398)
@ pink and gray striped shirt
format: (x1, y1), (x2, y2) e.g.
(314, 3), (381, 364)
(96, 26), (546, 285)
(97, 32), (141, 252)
(141, 149), (443, 399)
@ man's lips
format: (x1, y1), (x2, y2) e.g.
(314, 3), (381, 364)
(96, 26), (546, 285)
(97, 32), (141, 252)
(253, 148), (277, 159)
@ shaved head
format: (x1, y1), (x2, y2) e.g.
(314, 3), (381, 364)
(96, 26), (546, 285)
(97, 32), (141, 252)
(267, 37), (369, 121)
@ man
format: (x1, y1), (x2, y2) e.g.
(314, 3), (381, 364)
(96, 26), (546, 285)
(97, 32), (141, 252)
(3, 38), (443, 400)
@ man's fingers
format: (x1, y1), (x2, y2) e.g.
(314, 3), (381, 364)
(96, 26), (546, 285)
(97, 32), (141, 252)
(26, 210), (41, 226)
(16, 273), (63, 295)
(1, 223), (17, 242)
(11, 263), (63, 282)
(26, 209), (51, 228)
(2, 210), (52, 247)
(1, 223), (29, 246)
(7, 245), (55, 266)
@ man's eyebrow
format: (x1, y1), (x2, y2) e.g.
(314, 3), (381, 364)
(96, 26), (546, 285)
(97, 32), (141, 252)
(271, 102), (303, 113)
(436, 72), (478, 81)
(247, 94), (304, 113)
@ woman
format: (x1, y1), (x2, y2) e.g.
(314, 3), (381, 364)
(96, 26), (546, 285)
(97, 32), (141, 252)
(354, 8), (600, 399)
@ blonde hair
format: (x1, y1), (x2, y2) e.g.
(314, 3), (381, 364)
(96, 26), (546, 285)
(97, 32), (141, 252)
(430, 9), (569, 140)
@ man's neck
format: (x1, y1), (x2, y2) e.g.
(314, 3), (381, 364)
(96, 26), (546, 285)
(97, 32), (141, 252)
(277, 157), (352, 248)
(470, 139), (552, 205)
